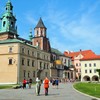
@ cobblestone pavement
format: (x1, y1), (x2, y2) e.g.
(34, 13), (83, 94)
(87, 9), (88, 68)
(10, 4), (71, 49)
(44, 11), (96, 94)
(0, 83), (99, 100)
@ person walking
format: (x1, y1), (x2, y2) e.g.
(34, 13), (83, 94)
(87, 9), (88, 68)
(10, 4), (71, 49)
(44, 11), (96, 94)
(26, 79), (29, 89)
(29, 78), (32, 89)
(43, 77), (50, 96)
(55, 78), (59, 89)
(35, 78), (41, 96)
(22, 78), (26, 89)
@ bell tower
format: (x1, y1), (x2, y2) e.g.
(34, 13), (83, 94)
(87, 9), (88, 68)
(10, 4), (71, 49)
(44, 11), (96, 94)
(32, 18), (51, 52)
(0, 0), (18, 40)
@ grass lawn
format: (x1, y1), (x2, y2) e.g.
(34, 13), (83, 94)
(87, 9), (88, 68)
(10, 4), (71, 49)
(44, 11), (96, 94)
(0, 83), (36, 89)
(0, 85), (14, 89)
(73, 82), (100, 98)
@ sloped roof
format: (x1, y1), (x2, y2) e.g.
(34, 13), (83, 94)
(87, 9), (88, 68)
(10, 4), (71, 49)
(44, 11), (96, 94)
(0, 38), (36, 48)
(35, 18), (46, 28)
(81, 54), (100, 60)
(64, 50), (95, 57)
(0, 38), (23, 43)
(51, 48), (63, 55)
(64, 50), (96, 60)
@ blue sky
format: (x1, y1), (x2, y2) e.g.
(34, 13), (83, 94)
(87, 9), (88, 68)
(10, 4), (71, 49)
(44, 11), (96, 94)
(0, 0), (100, 54)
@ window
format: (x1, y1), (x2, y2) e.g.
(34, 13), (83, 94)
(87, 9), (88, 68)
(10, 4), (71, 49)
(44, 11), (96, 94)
(89, 63), (91, 67)
(24, 70), (26, 77)
(9, 59), (12, 65)
(94, 69), (96, 73)
(79, 63), (81, 66)
(85, 70), (87, 73)
(22, 48), (25, 53)
(32, 60), (35, 67)
(22, 58), (25, 65)
(37, 30), (38, 36)
(11, 22), (13, 27)
(32, 51), (35, 56)
(10, 7), (12, 10)
(94, 63), (96, 67)
(45, 72), (48, 77)
(37, 53), (40, 58)
(40, 62), (42, 69)
(68, 59), (70, 66)
(28, 50), (30, 55)
(27, 59), (30, 66)
(41, 30), (42, 35)
(3, 21), (6, 27)
(44, 55), (45, 59)
(33, 71), (35, 77)
(65, 59), (66, 63)
(9, 47), (12, 53)
(76, 69), (78, 72)
(89, 69), (92, 73)
(47, 64), (49, 69)
(85, 64), (87, 67)
(76, 63), (78, 66)
(28, 72), (30, 78)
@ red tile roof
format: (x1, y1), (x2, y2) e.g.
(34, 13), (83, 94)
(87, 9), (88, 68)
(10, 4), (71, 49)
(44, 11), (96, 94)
(64, 50), (97, 60)
(81, 55), (100, 60)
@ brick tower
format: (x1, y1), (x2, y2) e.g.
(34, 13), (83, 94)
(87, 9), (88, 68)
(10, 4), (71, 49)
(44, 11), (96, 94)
(32, 18), (51, 52)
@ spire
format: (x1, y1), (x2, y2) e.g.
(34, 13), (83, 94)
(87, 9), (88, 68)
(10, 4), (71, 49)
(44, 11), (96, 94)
(0, 0), (18, 35)
(35, 17), (46, 28)
(29, 28), (33, 41)
(6, 0), (13, 13)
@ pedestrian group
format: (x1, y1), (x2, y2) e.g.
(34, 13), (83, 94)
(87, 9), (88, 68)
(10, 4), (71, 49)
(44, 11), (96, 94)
(22, 77), (59, 96)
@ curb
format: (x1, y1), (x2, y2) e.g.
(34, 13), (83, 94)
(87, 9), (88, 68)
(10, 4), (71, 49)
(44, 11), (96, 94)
(72, 84), (100, 100)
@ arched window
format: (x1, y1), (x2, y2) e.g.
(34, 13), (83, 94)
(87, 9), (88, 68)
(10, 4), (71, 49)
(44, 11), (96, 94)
(3, 21), (6, 27)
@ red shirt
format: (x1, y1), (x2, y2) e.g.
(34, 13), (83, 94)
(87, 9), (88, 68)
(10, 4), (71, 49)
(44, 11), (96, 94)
(44, 78), (49, 88)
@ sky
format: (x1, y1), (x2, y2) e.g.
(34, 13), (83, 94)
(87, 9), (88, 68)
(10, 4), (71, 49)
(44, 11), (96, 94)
(0, 0), (100, 54)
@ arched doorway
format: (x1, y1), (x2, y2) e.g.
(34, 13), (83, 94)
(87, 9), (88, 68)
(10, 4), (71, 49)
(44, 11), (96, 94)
(92, 75), (98, 81)
(83, 76), (90, 81)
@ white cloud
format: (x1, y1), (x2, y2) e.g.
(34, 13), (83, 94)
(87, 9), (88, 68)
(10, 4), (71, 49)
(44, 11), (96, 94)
(45, 0), (100, 53)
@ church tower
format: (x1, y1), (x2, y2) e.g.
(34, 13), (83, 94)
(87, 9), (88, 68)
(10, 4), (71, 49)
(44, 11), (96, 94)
(0, 0), (18, 40)
(32, 18), (51, 52)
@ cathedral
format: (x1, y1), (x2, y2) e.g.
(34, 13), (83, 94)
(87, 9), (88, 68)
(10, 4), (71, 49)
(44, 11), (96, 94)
(0, 0), (75, 84)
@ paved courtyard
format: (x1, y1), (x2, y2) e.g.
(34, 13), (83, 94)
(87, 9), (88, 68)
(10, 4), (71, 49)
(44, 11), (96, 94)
(0, 83), (99, 100)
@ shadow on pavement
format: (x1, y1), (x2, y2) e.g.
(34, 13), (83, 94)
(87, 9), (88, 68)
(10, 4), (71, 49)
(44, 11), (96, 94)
(91, 98), (98, 100)
(39, 93), (60, 96)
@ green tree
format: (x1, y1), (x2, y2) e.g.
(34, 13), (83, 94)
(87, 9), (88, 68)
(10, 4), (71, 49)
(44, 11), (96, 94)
(96, 69), (100, 82)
